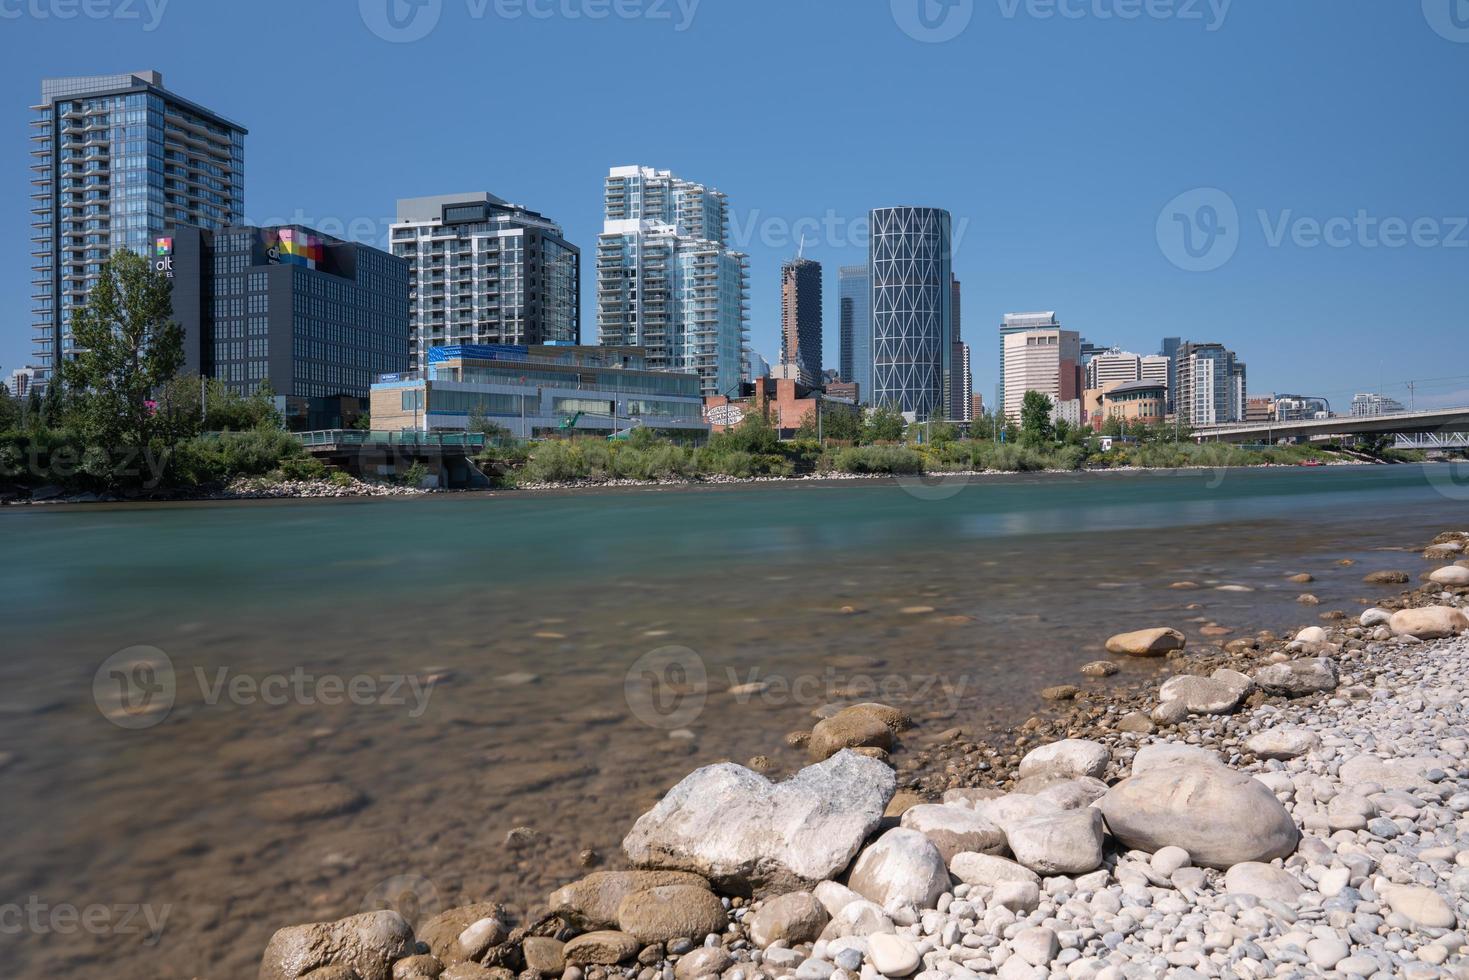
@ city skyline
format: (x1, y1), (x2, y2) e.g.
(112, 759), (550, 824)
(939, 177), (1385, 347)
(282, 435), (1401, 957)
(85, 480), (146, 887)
(3, 4), (1467, 412)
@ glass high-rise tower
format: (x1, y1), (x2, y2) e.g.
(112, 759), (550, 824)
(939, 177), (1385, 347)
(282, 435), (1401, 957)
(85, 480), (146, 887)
(29, 70), (246, 387)
(838, 264), (872, 402)
(869, 207), (953, 419)
(596, 166), (749, 397)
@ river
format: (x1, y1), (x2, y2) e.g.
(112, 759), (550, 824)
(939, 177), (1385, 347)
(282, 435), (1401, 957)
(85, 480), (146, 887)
(1, 465), (1464, 978)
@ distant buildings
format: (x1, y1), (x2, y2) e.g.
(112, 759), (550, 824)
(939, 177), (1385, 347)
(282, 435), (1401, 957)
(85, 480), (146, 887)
(950, 278), (971, 422)
(746, 350), (772, 382)
(1175, 342), (1246, 426)
(704, 377), (859, 441)
(838, 264), (872, 402)
(1245, 396), (1276, 423)
(164, 224), (410, 429)
(870, 207), (954, 420)
(1273, 394), (1332, 422)
(779, 257), (822, 385)
(1002, 324), (1083, 421)
(30, 70), (247, 389)
(596, 166), (750, 397)
(1352, 392), (1407, 417)
(391, 193), (580, 372)
(970, 392), (985, 423)
(999, 312), (1062, 417)
(372, 344), (706, 440)
(7, 367), (39, 400)
(1159, 337), (1182, 412)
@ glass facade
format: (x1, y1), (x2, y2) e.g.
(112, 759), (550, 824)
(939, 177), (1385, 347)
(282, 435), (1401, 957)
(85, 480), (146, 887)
(30, 71), (246, 386)
(838, 264), (871, 402)
(870, 207), (953, 420)
(596, 166), (750, 397)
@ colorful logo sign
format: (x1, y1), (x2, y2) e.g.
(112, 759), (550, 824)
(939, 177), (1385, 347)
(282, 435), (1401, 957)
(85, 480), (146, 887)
(155, 237), (173, 256)
(154, 237), (175, 278)
(266, 228), (324, 270)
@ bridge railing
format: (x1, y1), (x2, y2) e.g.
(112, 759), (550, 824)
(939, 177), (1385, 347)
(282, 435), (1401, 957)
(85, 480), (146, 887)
(294, 430), (488, 450)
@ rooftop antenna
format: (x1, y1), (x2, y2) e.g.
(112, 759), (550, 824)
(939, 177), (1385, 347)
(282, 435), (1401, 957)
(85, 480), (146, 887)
(797, 233), (807, 261)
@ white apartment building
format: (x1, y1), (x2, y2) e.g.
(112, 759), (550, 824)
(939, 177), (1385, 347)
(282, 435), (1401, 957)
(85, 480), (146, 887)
(391, 193), (581, 371)
(596, 166), (750, 397)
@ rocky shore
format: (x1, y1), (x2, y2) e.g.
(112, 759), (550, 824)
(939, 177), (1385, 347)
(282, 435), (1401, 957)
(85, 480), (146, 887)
(256, 533), (1469, 980)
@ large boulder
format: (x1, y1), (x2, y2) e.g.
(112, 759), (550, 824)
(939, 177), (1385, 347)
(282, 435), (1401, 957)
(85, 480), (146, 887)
(1430, 566), (1469, 587)
(807, 706), (895, 761)
(948, 852), (1039, 887)
(1130, 743), (1224, 775)
(1339, 754), (1444, 792)
(615, 884), (728, 943)
(1017, 739), (1109, 781)
(1389, 606), (1469, 639)
(1224, 863), (1304, 904)
(1105, 627), (1186, 657)
(1098, 763), (1300, 869)
(845, 828), (950, 912)
(622, 751), (896, 897)
(1158, 669), (1251, 715)
(1252, 659), (1339, 698)
(549, 871), (710, 930)
(898, 804), (1006, 861)
(745, 891), (829, 948)
(1005, 808), (1105, 876)
(259, 911), (414, 980)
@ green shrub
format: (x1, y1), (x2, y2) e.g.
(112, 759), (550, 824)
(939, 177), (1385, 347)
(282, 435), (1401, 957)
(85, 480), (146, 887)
(832, 446), (926, 474)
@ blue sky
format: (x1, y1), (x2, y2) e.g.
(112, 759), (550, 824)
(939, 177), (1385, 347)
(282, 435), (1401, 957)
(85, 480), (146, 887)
(4, 0), (1467, 409)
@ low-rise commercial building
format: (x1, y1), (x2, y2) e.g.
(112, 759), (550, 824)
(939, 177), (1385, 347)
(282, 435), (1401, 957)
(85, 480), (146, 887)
(164, 223), (410, 429)
(370, 344), (708, 440)
(704, 378), (859, 440)
(1102, 379), (1168, 426)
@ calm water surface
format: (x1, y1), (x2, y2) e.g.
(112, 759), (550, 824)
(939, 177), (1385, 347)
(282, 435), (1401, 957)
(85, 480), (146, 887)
(1, 465), (1465, 978)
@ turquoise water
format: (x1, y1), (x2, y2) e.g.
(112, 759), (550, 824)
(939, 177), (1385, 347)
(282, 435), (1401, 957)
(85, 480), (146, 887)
(0, 465), (1464, 979)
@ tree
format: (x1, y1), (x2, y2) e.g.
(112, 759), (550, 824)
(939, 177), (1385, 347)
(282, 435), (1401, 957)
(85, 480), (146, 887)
(925, 409), (958, 446)
(1019, 390), (1055, 446)
(0, 384), (16, 431)
(1099, 415), (1123, 438)
(1054, 417), (1072, 445)
(59, 250), (184, 483)
(864, 403), (907, 443)
(467, 404), (512, 441)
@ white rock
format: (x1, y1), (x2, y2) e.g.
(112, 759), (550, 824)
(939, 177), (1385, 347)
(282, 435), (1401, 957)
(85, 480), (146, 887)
(993, 880), (1040, 913)
(1150, 846), (1192, 876)
(1430, 565), (1469, 586)
(1306, 937), (1349, 970)
(1005, 808), (1105, 876)
(1223, 862), (1305, 904)
(817, 900), (894, 942)
(1252, 659), (1339, 698)
(1017, 739), (1110, 781)
(949, 852), (1040, 887)
(813, 880), (864, 918)
(622, 751), (895, 896)
(1389, 606), (1469, 639)
(899, 804), (1006, 862)
(1382, 885), (1457, 929)
(1130, 743), (1224, 775)
(1246, 729), (1320, 760)
(1098, 763), (1300, 869)
(846, 828), (949, 912)
(1012, 927), (1060, 967)
(1295, 626), (1329, 644)
(1360, 608), (1392, 628)
(1158, 670), (1252, 715)
(867, 933), (921, 977)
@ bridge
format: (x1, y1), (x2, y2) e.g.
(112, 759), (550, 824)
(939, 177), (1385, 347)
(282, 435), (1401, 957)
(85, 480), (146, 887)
(1193, 407), (1469, 445)
(295, 430), (492, 488)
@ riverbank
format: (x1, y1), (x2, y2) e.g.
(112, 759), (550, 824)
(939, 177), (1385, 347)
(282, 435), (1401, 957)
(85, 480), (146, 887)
(255, 531), (1469, 979)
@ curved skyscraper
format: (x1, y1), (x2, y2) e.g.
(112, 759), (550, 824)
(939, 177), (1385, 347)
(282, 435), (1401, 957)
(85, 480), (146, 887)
(870, 207), (953, 420)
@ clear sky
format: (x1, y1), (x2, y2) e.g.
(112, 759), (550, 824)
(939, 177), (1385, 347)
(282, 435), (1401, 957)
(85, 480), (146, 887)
(4, 0), (1467, 410)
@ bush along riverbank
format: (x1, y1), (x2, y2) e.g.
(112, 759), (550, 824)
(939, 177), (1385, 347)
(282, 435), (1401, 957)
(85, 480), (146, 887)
(477, 420), (1372, 492)
(257, 531), (1469, 980)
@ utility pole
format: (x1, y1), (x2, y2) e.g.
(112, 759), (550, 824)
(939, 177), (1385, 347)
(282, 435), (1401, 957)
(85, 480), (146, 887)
(1407, 381), (1417, 413)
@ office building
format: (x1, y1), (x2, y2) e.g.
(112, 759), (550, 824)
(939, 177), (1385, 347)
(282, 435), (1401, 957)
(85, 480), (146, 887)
(1085, 349), (1142, 390)
(1351, 392), (1407, 417)
(780, 257), (822, 385)
(746, 350), (771, 381)
(391, 192), (579, 371)
(164, 224), (409, 428)
(1079, 338), (1111, 367)
(870, 207), (953, 419)
(1141, 354), (1171, 392)
(596, 166), (750, 397)
(999, 312), (1062, 412)
(1273, 394), (1332, 421)
(1245, 396), (1276, 423)
(372, 344), (707, 440)
(30, 70), (246, 388)
(971, 392), (985, 422)
(949, 278), (971, 421)
(1159, 337), (1182, 411)
(1102, 379), (1168, 427)
(1175, 342), (1246, 426)
(838, 264), (872, 401)
(1002, 327), (1082, 420)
